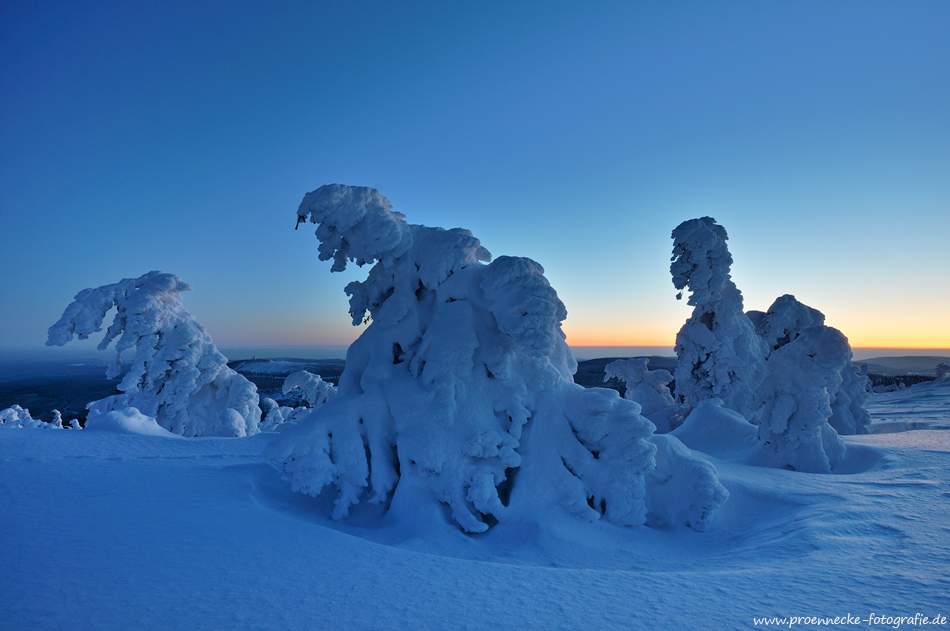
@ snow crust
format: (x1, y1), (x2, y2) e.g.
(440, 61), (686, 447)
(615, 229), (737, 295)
(46, 271), (260, 437)
(270, 185), (725, 533)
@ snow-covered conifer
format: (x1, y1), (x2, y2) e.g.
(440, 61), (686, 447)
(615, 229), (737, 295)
(46, 271), (260, 437)
(752, 294), (870, 435)
(937, 363), (950, 382)
(282, 371), (337, 408)
(0, 405), (51, 429)
(755, 325), (848, 473)
(268, 185), (726, 533)
(670, 217), (768, 419)
(604, 358), (677, 432)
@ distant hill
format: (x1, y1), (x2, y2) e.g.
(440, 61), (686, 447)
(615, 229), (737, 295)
(853, 356), (950, 377)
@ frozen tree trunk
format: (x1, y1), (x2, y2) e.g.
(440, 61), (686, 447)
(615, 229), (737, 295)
(267, 185), (726, 533)
(46, 271), (260, 437)
(670, 217), (768, 420)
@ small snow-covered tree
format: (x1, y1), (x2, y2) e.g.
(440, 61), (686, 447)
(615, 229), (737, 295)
(282, 371), (337, 407)
(751, 294), (870, 435)
(936, 363), (950, 382)
(268, 185), (727, 533)
(670, 217), (768, 419)
(604, 358), (677, 432)
(46, 271), (260, 437)
(259, 372), (337, 432)
(0, 405), (51, 429)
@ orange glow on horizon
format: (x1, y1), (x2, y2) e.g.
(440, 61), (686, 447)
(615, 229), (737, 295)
(562, 326), (950, 351)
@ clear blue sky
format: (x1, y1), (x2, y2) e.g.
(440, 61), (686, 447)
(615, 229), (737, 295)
(2, 0), (948, 354)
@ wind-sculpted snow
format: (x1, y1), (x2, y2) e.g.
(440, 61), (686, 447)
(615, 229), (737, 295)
(670, 217), (768, 420)
(270, 184), (725, 533)
(46, 271), (260, 437)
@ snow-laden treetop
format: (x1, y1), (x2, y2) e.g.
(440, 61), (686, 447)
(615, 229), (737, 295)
(670, 216), (733, 307)
(297, 183), (494, 327)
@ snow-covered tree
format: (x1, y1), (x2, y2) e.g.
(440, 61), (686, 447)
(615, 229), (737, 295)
(937, 363), (950, 382)
(259, 373), (337, 432)
(754, 325), (849, 473)
(46, 271), (260, 437)
(268, 184), (727, 533)
(670, 217), (768, 419)
(282, 371), (337, 407)
(0, 405), (49, 429)
(751, 294), (870, 435)
(604, 358), (677, 432)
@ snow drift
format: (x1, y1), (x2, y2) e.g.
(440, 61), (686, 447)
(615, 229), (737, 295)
(268, 185), (727, 533)
(46, 271), (260, 437)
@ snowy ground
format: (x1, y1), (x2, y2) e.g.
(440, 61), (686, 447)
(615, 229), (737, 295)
(2, 382), (949, 630)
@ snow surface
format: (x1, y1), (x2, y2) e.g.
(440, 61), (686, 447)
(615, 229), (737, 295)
(2, 381), (948, 629)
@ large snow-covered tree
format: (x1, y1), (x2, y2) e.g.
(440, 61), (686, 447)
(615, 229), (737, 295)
(669, 217), (768, 420)
(46, 271), (260, 437)
(268, 185), (727, 533)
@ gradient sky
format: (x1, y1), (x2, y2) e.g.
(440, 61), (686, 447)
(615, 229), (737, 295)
(2, 1), (948, 354)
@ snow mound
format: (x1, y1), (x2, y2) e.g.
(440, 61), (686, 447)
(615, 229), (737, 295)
(269, 185), (726, 533)
(46, 271), (260, 437)
(752, 294), (870, 436)
(645, 434), (729, 531)
(670, 399), (760, 460)
(84, 407), (179, 437)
